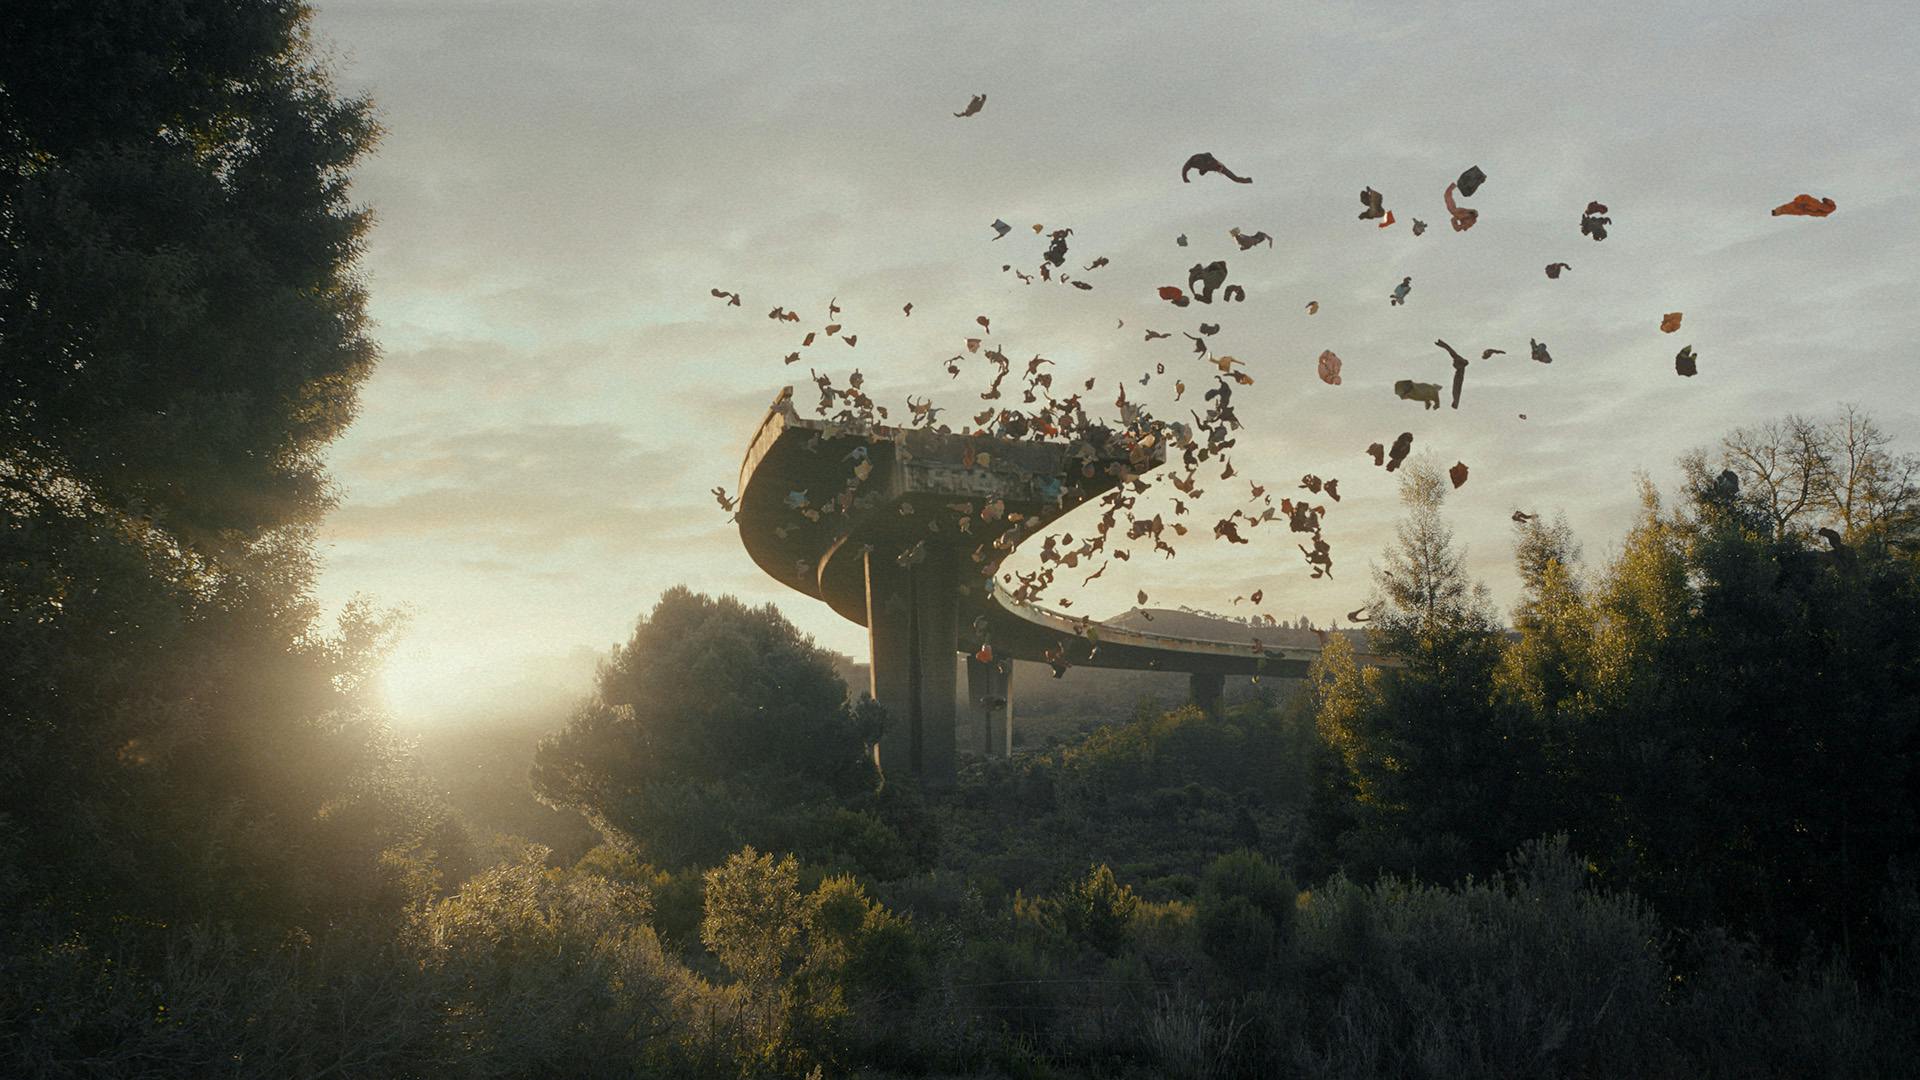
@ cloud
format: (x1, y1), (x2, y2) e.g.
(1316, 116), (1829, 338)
(306, 0), (1920, 717)
(326, 422), (712, 558)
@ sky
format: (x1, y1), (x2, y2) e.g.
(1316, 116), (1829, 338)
(306, 0), (1920, 723)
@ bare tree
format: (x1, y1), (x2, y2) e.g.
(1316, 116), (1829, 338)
(1707, 408), (1920, 547)
(1718, 415), (1826, 540)
(1814, 405), (1920, 544)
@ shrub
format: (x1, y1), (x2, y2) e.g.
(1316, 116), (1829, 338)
(1046, 864), (1140, 957)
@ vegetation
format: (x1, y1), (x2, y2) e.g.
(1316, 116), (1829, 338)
(1308, 434), (1920, 958)
(5, 3), (1919, 1075)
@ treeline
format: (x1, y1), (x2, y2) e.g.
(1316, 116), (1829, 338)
(13, 578), (1916, 1077)
(1304, 425), (1920, 959)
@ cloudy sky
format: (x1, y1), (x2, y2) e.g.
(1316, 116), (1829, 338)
(307, 0), (1920, 722)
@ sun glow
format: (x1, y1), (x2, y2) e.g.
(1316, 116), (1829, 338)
(375, 640), (472, 723)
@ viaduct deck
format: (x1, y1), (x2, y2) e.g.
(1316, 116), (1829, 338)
(736, 390), (1388, 782)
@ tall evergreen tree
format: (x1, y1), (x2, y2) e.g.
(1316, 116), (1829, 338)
(1309, 461), (1540, 881)
(0, 2), (431, 933)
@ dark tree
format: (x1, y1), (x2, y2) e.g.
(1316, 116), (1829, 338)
(1309, 461), (1548, 882)
(0, 2), (431, 933)
(2, 0), (379, 547)
(533, 587), (890, 869)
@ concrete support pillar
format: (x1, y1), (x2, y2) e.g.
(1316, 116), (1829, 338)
(1189, 671), (1225, 718)
(865, 549), (912, 775)
(864, 546), (958, 785)
(1002, 661), (1017, 756)
(965, 655), (1014, 757)
(913, 552), (958, 783)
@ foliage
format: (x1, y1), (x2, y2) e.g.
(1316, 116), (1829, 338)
(1309, 461), (1545, 882)
(531, 588), (907, 872)
(2, 0), (380, 545)
(1307, 413), (1920, 962)
(414, 851), (679, 1077)
(701, 847), (808, 989)
(1036, 864), (1140, 956)
(1194, 849), (1296, 986)
(940, 700), (1314, 909)
(0, 0), (446, 947)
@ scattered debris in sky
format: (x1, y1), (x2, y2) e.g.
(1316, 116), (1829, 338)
(702, 108), (1745, 628)
(1181, 152), (1253, 184)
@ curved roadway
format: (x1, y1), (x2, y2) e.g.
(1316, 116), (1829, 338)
(737, 390), (1390, 678)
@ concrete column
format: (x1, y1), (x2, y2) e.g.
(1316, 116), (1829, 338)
(1189, 671), (1225, 718)
(913, 550), (958, 783)
(1001, 661), (1016, 757)
(865, 549), (913, 775)
(966, 655), (1014, 757)
(864, 545), (959, 785)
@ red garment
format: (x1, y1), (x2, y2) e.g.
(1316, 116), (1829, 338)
(1771, 194), (1837, 217)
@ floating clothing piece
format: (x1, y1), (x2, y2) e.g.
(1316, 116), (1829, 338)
(1386, 432), (1413, 471)
(1358, 186), (1387, 220)
(1545, 262), (1571, 279)
(1771, 194), (1836, 217)
(1675, 345), (1698, 377)
(1394, 379), (1442, 410)
(1317, 349), (1343, 386)
(1581, 201), (1611, 241)
(1435, 339), (1469, 409)
(1445, 183), (1478, 232)
(953, 93), (986, 117)
(1449, 461), (1470, 489)
(1188, 261), (1229, 304)
(1182, 152), (1253, 184)
(1456, 165), (1487, 198)
(1660, 312), (1682, 333)
(1531, 338), (1553, 364)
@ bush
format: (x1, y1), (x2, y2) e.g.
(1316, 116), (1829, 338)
(1287, 836), (1671, 1077)
(1043, 864), (1140, 957)
(1195, 850), (1296, 987)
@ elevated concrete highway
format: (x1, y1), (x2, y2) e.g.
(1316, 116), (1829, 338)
(737, 390), (1391, 783)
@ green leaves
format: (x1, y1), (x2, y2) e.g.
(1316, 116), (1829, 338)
(2, 1), (380, 546)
